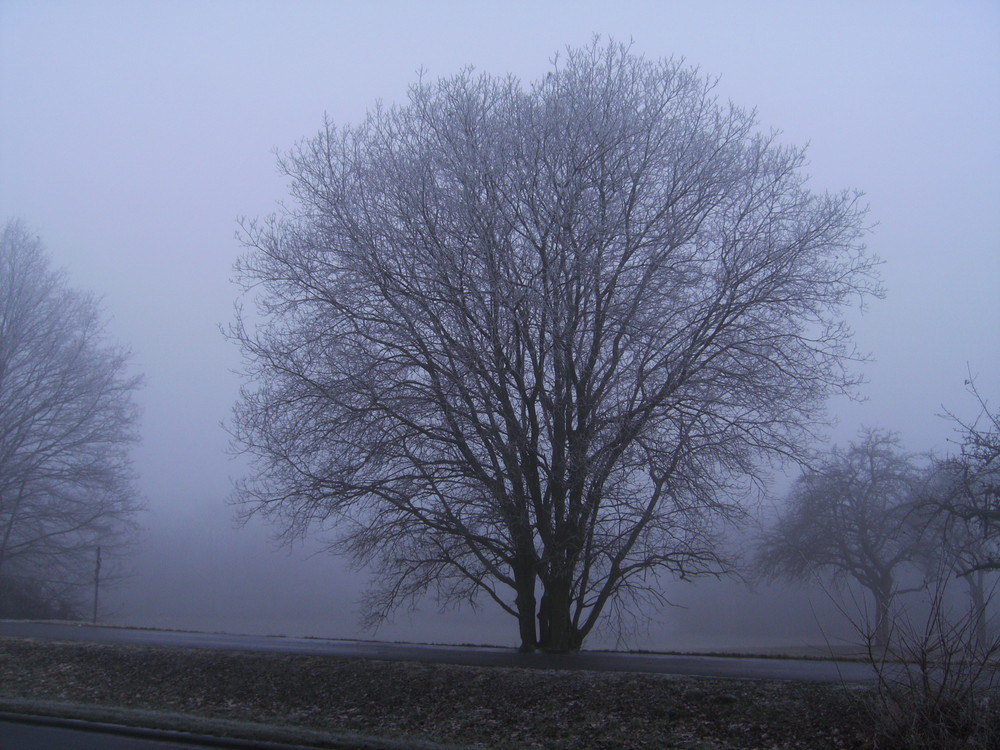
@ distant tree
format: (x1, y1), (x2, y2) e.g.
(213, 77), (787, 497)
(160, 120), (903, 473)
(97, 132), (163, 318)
(933, 379), (1000, 574)
(0, 219), (142, 619)
(230, 41), (880, 651)
(757, 430), (924, 646)
(0, 571), (79, 620)
(916, 378), (1000, 647)
(914, 472), (996, 649)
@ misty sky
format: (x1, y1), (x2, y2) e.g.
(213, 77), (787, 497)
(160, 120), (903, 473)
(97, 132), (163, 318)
(1, 1), (997, 649)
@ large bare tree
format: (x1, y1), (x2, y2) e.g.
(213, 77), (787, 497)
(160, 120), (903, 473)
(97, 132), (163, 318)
(0, 219), (142, 618)
(757, 430), (925, 646)
(231, 42), (880, 651)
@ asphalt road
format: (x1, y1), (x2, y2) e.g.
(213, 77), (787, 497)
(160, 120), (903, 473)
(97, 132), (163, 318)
(0, 719), (206, 749)
(0, 620), (876, 682)
(0, 715), (345, 750)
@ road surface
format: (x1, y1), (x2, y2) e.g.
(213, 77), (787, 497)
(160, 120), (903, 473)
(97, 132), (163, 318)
(0, 620), (876, 682)
(0, 719), (206, 749)
(0, 714), (351, 749)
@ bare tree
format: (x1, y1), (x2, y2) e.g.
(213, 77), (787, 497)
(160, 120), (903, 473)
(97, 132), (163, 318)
(757, 430), (925, 646)
(230, 41), (880, 651)
(914, 486), (996, 650)
(916, 378), (1000, 647)
(0, 219), (142, 619)
(933, 378), (1000, 574)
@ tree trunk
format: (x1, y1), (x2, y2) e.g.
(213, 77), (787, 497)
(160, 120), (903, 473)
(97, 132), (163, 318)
(537, 590), (550, 649)
(513, 563), (537, 651)
(537, 577), (582, 652)
(967, 571), (987, 651)
(873, 584), (893, 649)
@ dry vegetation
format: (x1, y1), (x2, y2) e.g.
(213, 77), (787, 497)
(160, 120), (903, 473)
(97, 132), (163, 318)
(0, 637), (877, 748)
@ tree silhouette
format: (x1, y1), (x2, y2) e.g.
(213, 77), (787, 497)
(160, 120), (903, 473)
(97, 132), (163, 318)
(0, 220), (141, 618)
(231, 42), (879, 651)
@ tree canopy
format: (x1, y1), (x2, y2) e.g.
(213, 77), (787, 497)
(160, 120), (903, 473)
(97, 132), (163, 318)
(231, 42), (880, 651)
(757, 430), (925, 645)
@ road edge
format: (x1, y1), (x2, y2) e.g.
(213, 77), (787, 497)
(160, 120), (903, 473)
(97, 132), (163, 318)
(0, 699), (469, 750)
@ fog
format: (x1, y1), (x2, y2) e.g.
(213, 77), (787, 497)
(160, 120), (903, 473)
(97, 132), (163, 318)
(1, 1), (997, 652)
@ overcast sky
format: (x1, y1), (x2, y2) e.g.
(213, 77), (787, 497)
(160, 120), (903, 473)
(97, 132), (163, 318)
(1, 1), (997, 648)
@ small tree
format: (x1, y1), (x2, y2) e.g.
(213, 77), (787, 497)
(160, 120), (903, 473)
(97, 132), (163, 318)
(231, 41), (879, 651)
(0, 219), (142, 619)
(758, 430), (924, 646)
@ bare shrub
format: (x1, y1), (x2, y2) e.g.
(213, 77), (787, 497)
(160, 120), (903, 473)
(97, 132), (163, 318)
(852, 573), (1000, 749)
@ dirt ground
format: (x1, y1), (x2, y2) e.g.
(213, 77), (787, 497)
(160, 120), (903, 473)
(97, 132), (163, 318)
(0, 637), (885, 748)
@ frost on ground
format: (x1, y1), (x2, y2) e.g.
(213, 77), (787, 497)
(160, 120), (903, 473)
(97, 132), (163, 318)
(0, 637), (871, 748)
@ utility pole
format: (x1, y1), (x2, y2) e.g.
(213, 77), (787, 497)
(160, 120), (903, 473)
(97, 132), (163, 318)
(92, 545), (101, 624)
